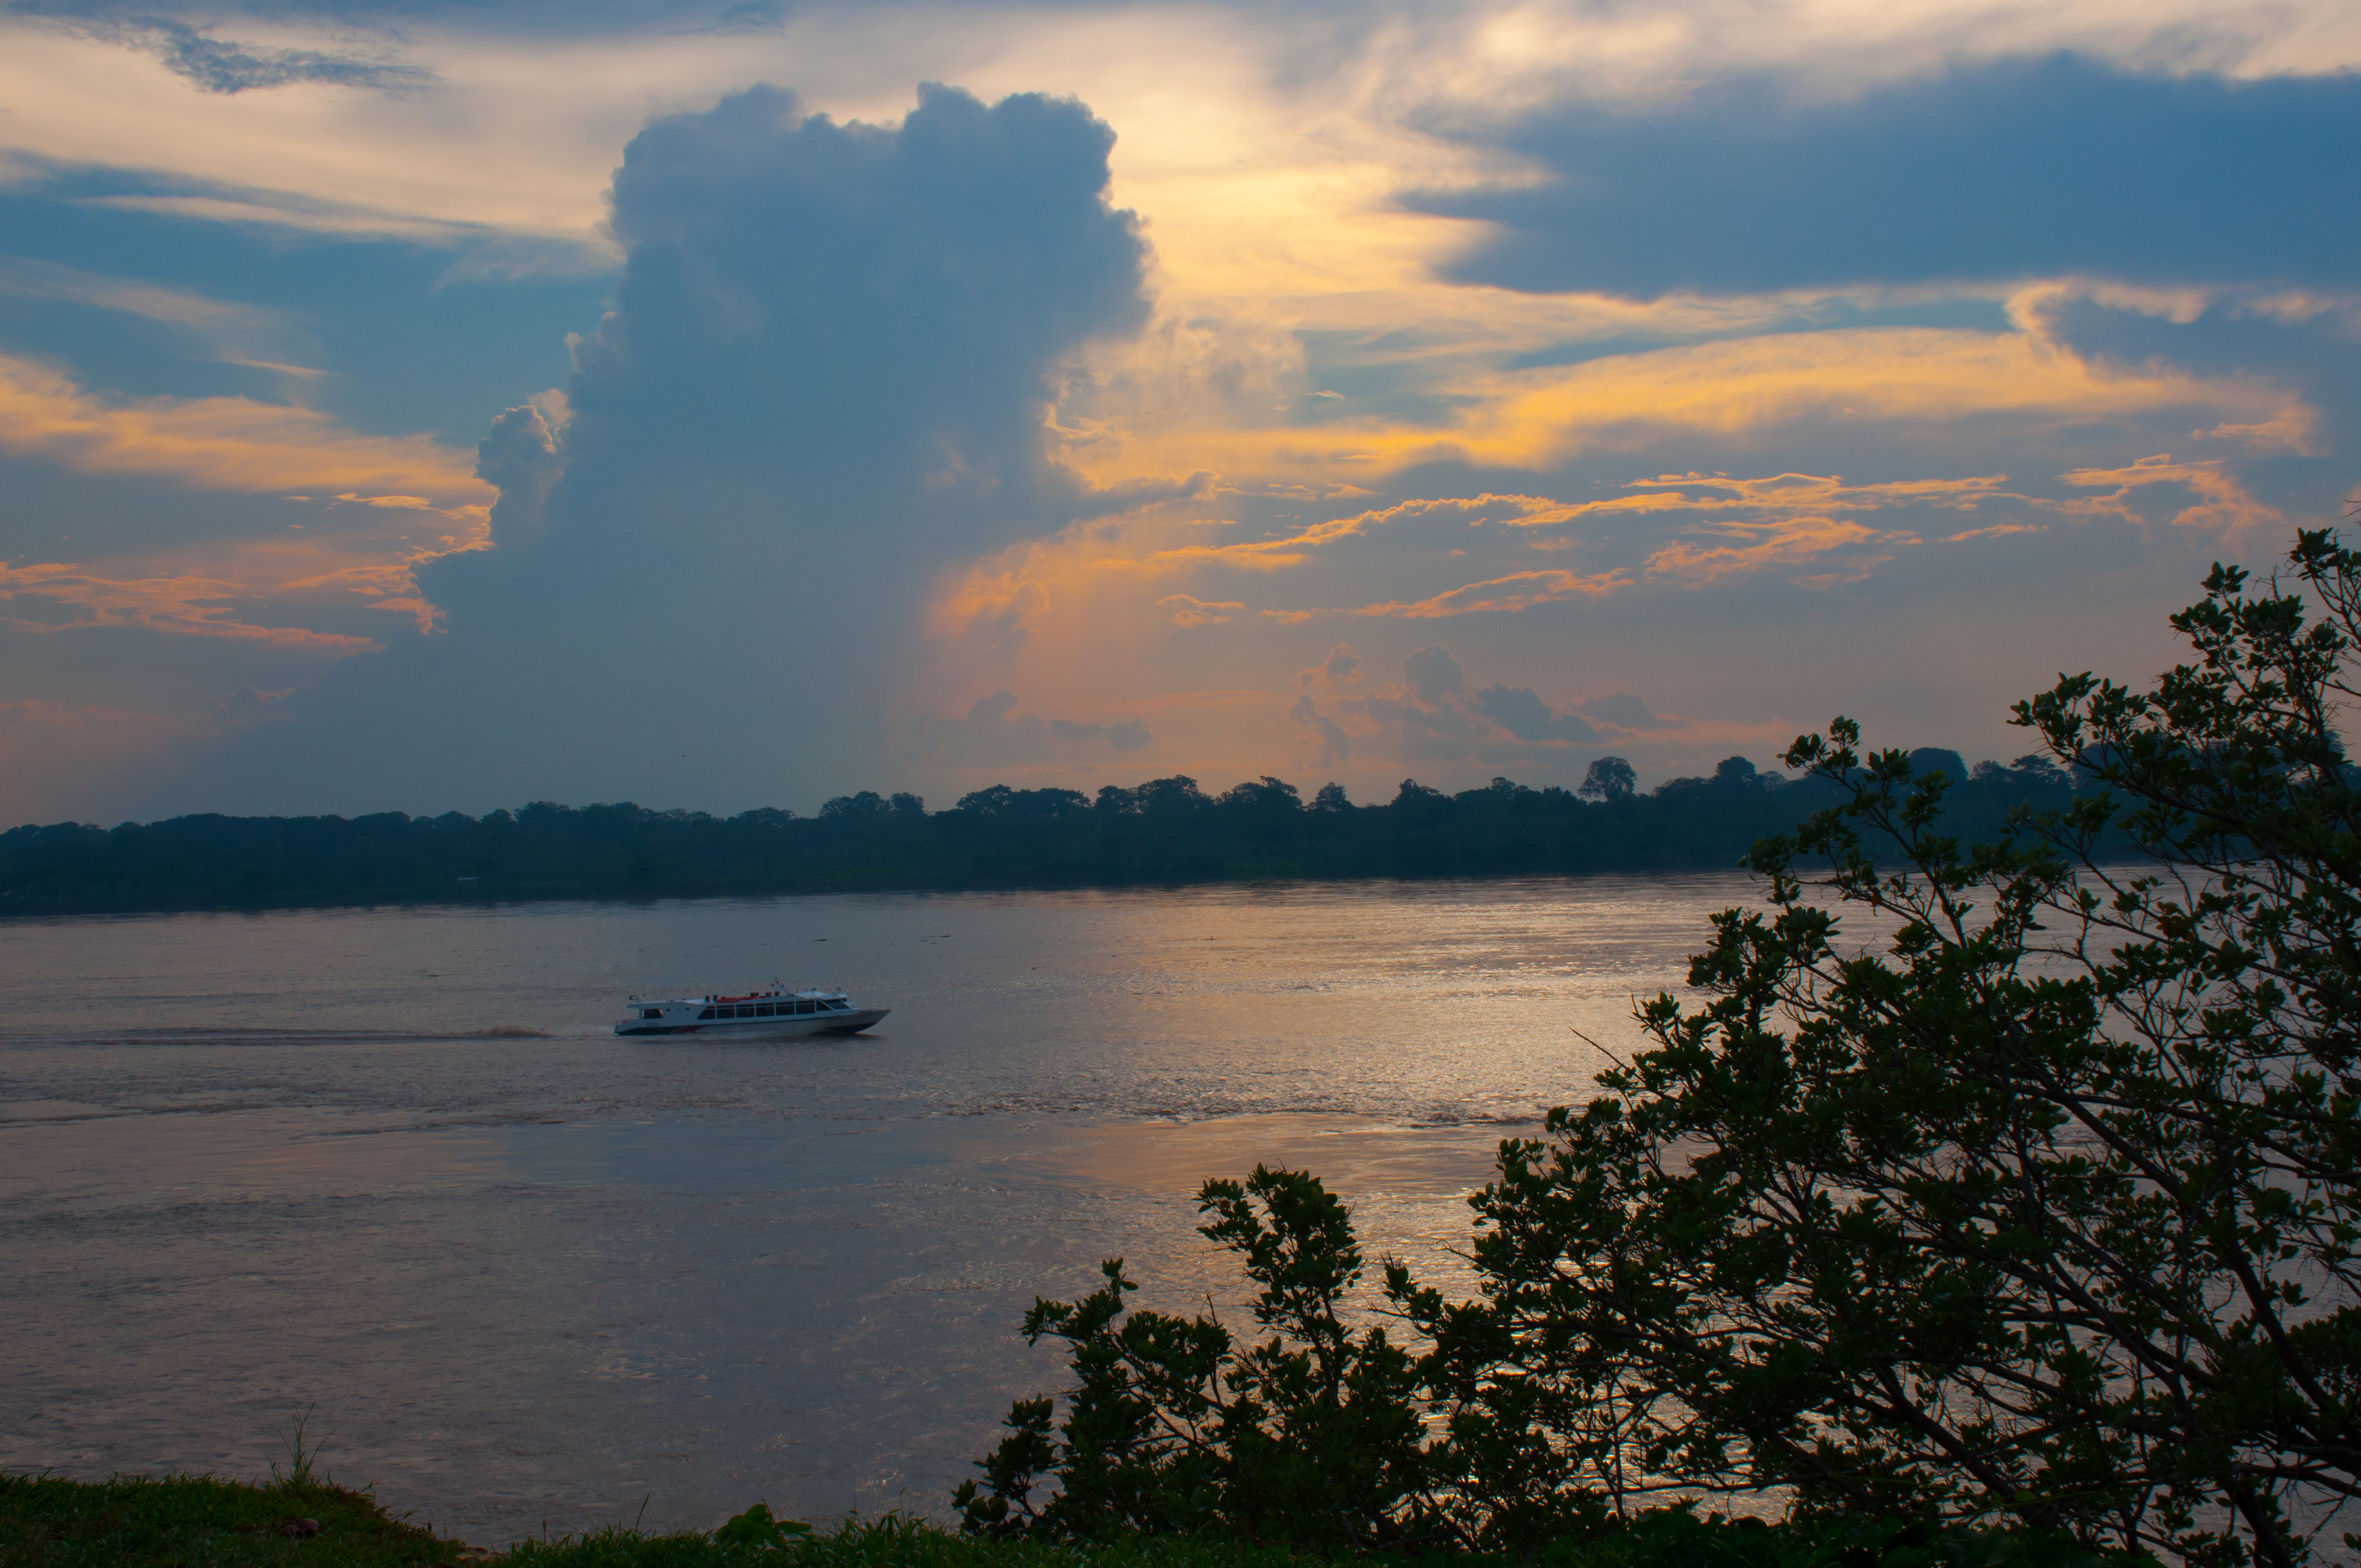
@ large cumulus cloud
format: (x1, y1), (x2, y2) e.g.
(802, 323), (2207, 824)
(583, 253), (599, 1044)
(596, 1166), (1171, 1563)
(498, 81), (1147, 552)
(146, 81), (1149, 815)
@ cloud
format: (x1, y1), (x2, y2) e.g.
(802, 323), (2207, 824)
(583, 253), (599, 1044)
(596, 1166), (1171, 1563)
(1526, 470), (2021, 527)
(146, 81), (1152, 815)
(1346, 567), (1631, 618)
(1506, 461), (2273, 587)
(1158, 593), (1243, 626)
(1051, 716), (1152, 749)
(0, 560), (382, 651)
(0, 254), (318, 375)
(1402, 642), (1464, 702)
(1643, 515), (1904, 587)
(1081, 318), (2308, 486)
(1944, 522), (2048, 543)
(0, 352), (492, 666)
(2058, 454), (2290, 537)
(64, 17), (436, 96)
(0, 350), (491, 501)
(1571, 692), (1664, 730)
(1297, 641), (1359, 686)
(1411, 55), (2361, 297)
(63, 193), (617, 274)
(1470, 682), (1601, 743)
(0, 473), (496, 650)
(1147, 492), (1587, 571)
(930, 491), (1615, 651)
(474, 398), (567, 544)
(1290, 643), (1628, 773)
(911, 688), (1156, 772)
(8, 5), (2358, 821)
(537, 82), (1145, 545)
(1289, 692), (1353, 766)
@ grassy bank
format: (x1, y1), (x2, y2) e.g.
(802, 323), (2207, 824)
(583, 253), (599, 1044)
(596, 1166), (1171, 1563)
(0, 1477), (1322, 1568)
(0, 1473), (2131, 1568)
(0, 1472), (474, 1566)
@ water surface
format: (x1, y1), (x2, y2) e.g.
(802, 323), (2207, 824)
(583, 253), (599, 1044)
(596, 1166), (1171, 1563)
(1, 875), (1763, 1545)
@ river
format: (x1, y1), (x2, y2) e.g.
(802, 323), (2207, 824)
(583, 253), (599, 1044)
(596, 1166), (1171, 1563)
(0, 874), (1766, 1546)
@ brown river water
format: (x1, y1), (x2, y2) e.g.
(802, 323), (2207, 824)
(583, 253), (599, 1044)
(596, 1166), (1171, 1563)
(0, 874), (1768, 1546)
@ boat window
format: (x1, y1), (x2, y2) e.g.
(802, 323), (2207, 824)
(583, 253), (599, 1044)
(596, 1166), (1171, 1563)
(793, 1000), (814, 1015)
(642, 1009), (663, 1020)
(756, 1002), (775, 1016)
(729, 1004), (748, 1018)
(824, 999), (849, 1010)
(697, 1006), (716, 1020)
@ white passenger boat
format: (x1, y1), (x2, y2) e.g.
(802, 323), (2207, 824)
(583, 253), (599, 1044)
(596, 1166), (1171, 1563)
(614, 987), (889, 1038)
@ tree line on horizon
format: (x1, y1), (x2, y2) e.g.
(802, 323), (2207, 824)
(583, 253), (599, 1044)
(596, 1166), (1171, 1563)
(0, 748), (2078, 916)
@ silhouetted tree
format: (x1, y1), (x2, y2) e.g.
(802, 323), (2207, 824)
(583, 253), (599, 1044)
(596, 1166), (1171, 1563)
(1578, 756), (1636, 801)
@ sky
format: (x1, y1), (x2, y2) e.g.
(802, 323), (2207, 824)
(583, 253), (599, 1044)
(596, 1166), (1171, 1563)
(0, 0), (2356, 823)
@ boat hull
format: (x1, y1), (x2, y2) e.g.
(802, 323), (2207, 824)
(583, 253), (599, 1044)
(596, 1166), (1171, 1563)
(615, 1008), (888, 1039)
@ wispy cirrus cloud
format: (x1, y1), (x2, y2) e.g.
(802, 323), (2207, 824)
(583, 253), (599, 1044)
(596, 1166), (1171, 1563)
(2058, 454), (2291, 537)
(1522, 470), (2022, 529)
(1643, 515), (1910, 587)
(1074, 320), (2314, 488)
(0, 351), (491, 502)
(0, 254), (325, 377)
(1157, 593), (1245, 625)
(65, 16), (434, 97)
(0, 560), (383, 652)
(1143, 492), (1586, 571)
(1335, 567), (1632, 619)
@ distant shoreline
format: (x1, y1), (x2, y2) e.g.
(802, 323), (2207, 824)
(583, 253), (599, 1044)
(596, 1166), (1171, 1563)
(0, 763), (2083, 922)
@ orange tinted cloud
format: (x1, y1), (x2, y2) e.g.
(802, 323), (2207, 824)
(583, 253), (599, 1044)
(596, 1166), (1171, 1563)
(1068, 326), (2311, 486)
(0, 352), (491, 503)
(1945, 522), (2048, 542)
(1544, 470), (2069, 586)
(1342, 567), (1633, 618)
(2059, 454), (2289, 536)
(1644, 516), (1905, 587)
(1158, 594), (1245, 625)
(1145, 492), (1576, 571)
(1542, 470), (2019, 523)
(0, 560), (382, 652)
(0, 355), (495, 647)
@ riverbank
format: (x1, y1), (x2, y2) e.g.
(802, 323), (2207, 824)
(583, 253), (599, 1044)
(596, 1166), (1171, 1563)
(0, 1473), (1340, 1566)
(0, 1472), (2125, 1568)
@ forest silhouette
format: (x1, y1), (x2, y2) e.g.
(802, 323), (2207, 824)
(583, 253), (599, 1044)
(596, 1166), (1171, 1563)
(0, 751), (2075, 916)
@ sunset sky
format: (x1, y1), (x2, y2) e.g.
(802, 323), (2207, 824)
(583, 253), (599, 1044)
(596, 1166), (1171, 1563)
(2, 0), (2356, 822)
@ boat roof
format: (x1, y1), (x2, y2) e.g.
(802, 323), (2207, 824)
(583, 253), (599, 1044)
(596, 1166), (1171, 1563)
(628, 988), (848, 1004)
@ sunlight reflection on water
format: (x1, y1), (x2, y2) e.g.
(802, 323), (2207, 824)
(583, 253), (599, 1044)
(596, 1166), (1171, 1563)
(1, 875), (1774, 1546)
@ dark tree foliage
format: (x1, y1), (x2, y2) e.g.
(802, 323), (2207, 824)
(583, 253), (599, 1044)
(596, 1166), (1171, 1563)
(1488, 530), (2361, 1567)
(0, 760), (2076, 917)
(959, 1173), (2135, 1565)
(956, 1168), (1427, 1550)
(962, 531), (2361, 1566)
(1580, 756), (1638, 802)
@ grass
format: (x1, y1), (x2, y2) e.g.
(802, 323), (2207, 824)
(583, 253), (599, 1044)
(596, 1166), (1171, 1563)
(0, 1478), (1326, 1568)
(0, 1472), (472, 1566)
(507, 1517), (1334, 1568)
(1, 1473), (2130, 1568)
